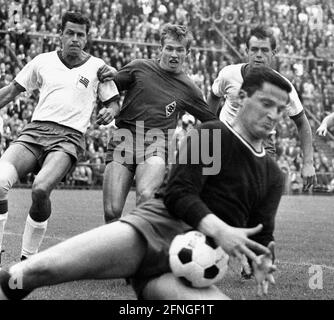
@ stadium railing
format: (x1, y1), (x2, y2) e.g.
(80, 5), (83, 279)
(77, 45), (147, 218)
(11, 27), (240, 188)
(0, 30), (228, 54)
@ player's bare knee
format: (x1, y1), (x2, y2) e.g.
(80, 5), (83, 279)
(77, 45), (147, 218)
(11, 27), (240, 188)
(136, 188), (154, 205)
(104, 205), (122, 223)
(0, 181), (8, 201)
(0, 162), (18, 200)
(31, 184), (50, 202)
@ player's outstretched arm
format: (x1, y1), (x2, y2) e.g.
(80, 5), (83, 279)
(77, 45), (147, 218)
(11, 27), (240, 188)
(197, 213), (270, 265)
(96, 101), (120, 125)
(0, 82), (22, 109)
(293, 113), (316, 190)
(97, 64), (118, 83)
(316, 113), (334, 137)
(207, 91), (222, 116)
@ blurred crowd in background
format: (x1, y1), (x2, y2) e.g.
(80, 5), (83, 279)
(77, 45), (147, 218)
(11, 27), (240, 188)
(0, 0), (334, 193)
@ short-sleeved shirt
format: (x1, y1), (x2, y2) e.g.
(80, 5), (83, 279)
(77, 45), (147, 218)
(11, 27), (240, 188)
(14, 50), (119, 134)
(113, 59), (217, 135)
(121, 120), (284, 298)
(164, 120), (284, 247)
(211, 63), (304, 124)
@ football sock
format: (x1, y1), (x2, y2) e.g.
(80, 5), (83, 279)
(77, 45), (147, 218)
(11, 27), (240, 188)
(21, 215), (48, 258)
(0, 205), (8, 253)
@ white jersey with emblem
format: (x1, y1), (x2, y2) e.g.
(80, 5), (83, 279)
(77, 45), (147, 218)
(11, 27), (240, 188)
(14, 51), (119, 133)
(212, 63), (304, 123)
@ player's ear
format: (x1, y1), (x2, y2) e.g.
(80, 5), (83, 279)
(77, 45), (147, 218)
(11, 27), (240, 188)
(237, 89), (247, 107)
(86, 31), (91, 41)
(238, 89), (247, 100)
(58, 30), (63, 43)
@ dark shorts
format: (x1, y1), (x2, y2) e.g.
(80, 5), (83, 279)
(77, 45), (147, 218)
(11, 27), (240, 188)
(13, 121), (85, 173)
(120, 197), (192, 298)
(105, 128), (167, 173)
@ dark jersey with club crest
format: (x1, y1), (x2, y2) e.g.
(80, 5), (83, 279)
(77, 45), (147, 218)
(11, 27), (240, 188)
(113, 59), (217, 134)
(164, 120), (284, 247)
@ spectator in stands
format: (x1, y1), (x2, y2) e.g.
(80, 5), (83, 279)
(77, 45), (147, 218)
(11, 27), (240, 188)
(316, 165), (330, 191)
(91, 156), (105, 186)
(71, 165), (93, 188)
(289, 164), (302, 194)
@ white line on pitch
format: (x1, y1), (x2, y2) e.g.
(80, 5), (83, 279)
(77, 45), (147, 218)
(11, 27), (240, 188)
(4, 231), (67, 242)
(278, 260), (334, 271)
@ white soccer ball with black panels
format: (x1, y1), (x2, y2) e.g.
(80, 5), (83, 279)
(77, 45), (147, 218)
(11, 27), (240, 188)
(169, 230), (229, 288)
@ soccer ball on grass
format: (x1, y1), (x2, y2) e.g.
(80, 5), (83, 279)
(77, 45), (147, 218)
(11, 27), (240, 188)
(169, 230), (229, 288)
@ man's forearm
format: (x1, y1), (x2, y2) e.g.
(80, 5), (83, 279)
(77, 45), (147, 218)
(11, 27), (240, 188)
(106, 101), (120, 118)
(207, 91), (222, 116)
(295, 114), (314, 164)
(197, 213), (229, 239)
(0, 83), (21, 109)
(322, 113), (334, 128)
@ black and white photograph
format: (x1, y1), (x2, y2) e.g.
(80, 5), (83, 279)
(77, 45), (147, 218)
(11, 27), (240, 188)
(0, 0), (333, 304)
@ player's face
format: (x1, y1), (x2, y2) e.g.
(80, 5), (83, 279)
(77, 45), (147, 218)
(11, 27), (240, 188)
(241, 82), (288, 139)
(246, 36), (274, 67)
(61, 22), (87, 57)
(159, 36), (188, 73)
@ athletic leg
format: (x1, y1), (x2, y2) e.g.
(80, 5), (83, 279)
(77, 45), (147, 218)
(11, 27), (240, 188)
(0, 144), (38, 256)
(142, 273), (230, 300)
(103, 161), (134, 223)
(21, 151), (72, 258)
(135, 156), (166, 205)
(1, 222), (145, 297)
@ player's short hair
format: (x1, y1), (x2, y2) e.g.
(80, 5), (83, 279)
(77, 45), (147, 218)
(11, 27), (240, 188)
(61, 11), (91, 34)
(241, 66), (292, 97)
(246, 25), (277, 50)
(160, 24), (193, 50)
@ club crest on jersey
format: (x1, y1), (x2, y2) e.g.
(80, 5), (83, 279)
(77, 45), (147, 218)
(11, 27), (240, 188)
(78, 75), (89, 88)
(165, 101), (176, 117)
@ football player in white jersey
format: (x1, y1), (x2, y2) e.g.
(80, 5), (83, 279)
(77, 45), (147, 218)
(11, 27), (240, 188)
(0, 11), (119, 265)
(316, 112), (334, 137)
(207, 25), (316, 191)
(207, 25), (316, 280)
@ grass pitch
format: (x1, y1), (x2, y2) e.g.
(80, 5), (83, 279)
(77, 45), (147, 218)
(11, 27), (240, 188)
(1, 189), (333, 300)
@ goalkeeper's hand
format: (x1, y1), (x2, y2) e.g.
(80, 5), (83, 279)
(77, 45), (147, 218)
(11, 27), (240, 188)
(252, 241), (276, 296)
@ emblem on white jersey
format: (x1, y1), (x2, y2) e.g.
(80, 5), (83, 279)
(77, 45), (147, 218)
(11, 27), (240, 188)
(165, 101), (176, 117)
(78, 75), (90, 88)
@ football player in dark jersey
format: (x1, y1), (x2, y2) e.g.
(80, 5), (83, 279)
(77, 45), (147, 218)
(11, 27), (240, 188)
(99, 24), (217, 223)
(0, 66), (289, 300)
(316, 112), (334, 137)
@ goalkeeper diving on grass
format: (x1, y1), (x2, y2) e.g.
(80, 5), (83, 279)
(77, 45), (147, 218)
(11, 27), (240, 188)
(0, 66), (288, 300)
